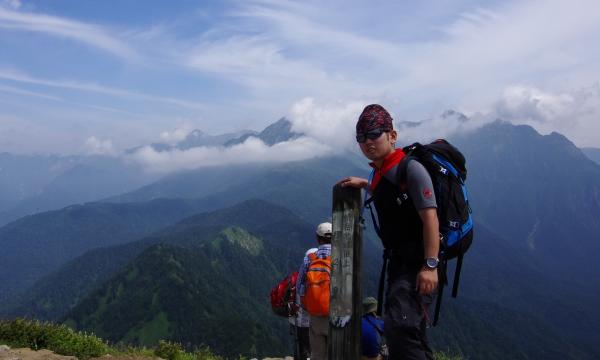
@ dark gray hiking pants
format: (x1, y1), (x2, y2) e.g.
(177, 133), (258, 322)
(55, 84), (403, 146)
(384, 273), (435, 360)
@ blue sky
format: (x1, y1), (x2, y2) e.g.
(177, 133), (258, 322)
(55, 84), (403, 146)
(1, 0), (600, 157)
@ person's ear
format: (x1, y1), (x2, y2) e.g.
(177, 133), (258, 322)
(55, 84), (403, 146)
(389, 130), (397, 145)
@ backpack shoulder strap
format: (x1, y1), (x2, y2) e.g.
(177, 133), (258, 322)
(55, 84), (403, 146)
(396, 155), (417, 187)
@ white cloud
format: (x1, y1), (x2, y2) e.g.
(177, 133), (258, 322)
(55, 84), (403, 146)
(394, 110), (484, 146)
(496, 86), (575, 122)
(85, 136), (116, 156)
(184, 34), (335, 96)
(0, 68), (206, 110)
(3, 0), (600, 153)
(127, 136), (331, 173)
(288, 97), (367, 151)
(156, 0), (600, 139)
(127, 97), (485, 174)
(286, 98), (486, 151)
(159, 123), (194, 144)
(186, 36), (282, 76)
(489, 84), (600, 147)
(0, 6), (138, 60)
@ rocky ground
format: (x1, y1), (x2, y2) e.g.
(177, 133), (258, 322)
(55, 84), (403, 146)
(0, 345), (77, 360)
(0, 345), (293, 360)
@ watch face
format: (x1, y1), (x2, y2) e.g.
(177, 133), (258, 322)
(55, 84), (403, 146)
(426, 258), (439, 268)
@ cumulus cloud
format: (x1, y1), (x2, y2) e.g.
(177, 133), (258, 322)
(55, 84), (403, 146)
(274, 99), (484, 150)
(394, 111), (483, 146)
(489, 84), (600, 147)
(127, 136), (331, 173)
(287, 98), (485, 151)
(495, 86), (575, 122)
(288, 98), (368, 151)
(85, 136), (116, 156)
(124, 99), (362, 173)
(159, 123), (195, 144)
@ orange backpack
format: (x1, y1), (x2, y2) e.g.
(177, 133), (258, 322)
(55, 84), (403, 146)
(302, 252), (331, 316)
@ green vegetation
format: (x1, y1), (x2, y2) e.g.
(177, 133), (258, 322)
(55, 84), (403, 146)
(217, 227), (263, 256)
(122, 312), (170, 345)
(62, 225), (299, 358)
(0, 319), (232, 360)
(0, 318), (458, 360)
(0, 318), (108, 359)
(154, 340), (236, 360)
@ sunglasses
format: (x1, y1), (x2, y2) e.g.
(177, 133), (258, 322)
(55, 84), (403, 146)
(356, 128), (387, 143)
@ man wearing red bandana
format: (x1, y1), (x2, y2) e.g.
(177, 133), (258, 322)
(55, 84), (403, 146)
(339, 104), (439, 360)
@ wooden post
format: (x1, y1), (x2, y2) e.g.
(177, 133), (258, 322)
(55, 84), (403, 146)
(329, 184), (363, 360)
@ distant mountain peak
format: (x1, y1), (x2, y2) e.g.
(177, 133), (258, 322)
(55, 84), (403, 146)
(225, 117), (304, 147)
(258, 117), (303, 145)
(263, 117), (292, 132)
(441, 109), (468, 122)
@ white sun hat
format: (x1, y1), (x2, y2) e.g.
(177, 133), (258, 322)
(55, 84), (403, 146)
(316, 222), (332, 237)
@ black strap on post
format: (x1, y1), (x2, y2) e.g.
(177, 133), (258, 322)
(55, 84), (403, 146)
(377, 251), (388, 316)
(452, 253), (464, 298)
(364, 197), (382, 239)
(364, 197), (389, 317)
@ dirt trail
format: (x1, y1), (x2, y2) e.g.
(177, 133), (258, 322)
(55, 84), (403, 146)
(0, 346), (76, 360)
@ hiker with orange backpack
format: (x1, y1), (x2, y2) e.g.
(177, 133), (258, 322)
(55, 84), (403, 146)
(296, 222), (332, 360)
(290, 248), (316, 360)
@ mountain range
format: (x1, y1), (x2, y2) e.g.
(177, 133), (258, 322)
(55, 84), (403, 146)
(1, 115), (599, 359)
(0, 198), (217, 305)
(0, 118), (300, 227)
(7, 200), (590, 359)
(126, 129), (257, 154)
(61, 200), (314, 358)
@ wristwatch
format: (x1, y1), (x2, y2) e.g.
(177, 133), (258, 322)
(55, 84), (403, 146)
(423, 257), (439, 270)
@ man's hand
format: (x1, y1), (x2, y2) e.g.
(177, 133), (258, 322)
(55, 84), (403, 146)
(338, 176), (368, 189)
(416, 268), (438, 295)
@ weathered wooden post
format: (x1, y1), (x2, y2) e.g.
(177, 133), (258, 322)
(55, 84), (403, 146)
(329, 184), (362, 360)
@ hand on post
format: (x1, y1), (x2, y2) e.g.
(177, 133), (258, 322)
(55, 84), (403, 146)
(338, 176), (368, 189)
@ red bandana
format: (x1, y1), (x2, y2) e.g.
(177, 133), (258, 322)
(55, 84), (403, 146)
(369, 149), (405, 191)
